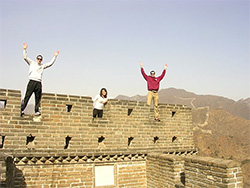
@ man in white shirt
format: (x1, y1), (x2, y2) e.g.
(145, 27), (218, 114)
(21, 43), (59, 116)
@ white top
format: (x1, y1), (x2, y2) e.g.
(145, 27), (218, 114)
(93, 95), (108, 110)
(23, 49), (57, 82)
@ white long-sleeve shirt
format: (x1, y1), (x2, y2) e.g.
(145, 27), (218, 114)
(93, 95), (108, 110)
(23, 49), (57, 82)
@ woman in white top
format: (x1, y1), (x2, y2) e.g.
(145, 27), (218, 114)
(92, 88), (108, 118)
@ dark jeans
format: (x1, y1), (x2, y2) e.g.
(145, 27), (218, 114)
(93, 108), (103, 118)
(21, 80), (42, 113)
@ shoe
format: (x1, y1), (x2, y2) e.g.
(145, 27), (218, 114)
(155, 118), (160, 122)
(35, 112), (41, 116)
(20, 111), (25, 117)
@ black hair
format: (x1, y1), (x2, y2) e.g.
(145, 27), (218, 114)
(100, 88), (108, 98)
(36, 55), (43, 59)
(150, 70), (155, 75)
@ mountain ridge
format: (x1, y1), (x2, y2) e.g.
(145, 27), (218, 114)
(116, 87), (250, 120)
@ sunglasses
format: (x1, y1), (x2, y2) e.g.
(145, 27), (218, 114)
(37, 58), (43, 61)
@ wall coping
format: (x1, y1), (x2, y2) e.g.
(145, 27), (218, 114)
(185, 156), (241, 168)
(1, 88), (190, 109)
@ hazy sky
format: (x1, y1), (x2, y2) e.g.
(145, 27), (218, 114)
(0, 0), (249, 101)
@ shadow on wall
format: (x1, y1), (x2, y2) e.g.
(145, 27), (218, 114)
(6, 157), (27, 188)
(174, 172), (185, 188)
(180, 172), (185, 185)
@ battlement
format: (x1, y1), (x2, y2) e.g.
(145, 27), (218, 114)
(0, 88), (242, 187)
(0, 88), (195, 155)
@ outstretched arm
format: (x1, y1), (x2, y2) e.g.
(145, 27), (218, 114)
(44, 50), (60, 69)
(23, 43), (32, 65)
(103, 98), (108, 105)
(92, 95), (98, 102)
(139, 62), (148, 80)
(158, 64), (167, 81)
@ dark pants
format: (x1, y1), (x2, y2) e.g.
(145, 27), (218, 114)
(93, 108), (103, 118)
(21, 80), (42, 113)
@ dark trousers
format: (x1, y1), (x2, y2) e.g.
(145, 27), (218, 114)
(21, 80), (42, 113)
(93, 108), (103, 118)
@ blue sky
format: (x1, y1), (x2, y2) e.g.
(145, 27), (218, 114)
(0, 0), (249, 101)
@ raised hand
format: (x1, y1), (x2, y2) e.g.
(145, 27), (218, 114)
(139, 61), (143, 68)
(54, 51), (60, 57)
(23, 43), (28, 50)
(164, 64), (168, 70)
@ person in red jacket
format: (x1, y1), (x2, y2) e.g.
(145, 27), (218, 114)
(140, 62), (167, 121)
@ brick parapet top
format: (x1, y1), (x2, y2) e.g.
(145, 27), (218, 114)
(1, 88), (191, 109)
(0, 88), (21, 93)
(110, 99), (189, 108)
(147, 153), (241, 169)
(184, 156), (241, 168)
(147, 152), (183, 162)
(42, 92), (91, 99)
(0, 88), (21, 97)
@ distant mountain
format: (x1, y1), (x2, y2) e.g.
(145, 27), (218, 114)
(193, 107), (250, 187)
(116, 87), (250, 120)
(116, 94), (146, 102)
(238, 98), (250, 108)
(193, 108), (250, 161)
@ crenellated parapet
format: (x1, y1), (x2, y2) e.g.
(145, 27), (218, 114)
(0, 88), (196, 155)
(2, 88), (243, 187)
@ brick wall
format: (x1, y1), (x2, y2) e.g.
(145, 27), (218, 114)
(7, 160), (147, 187)
(146, 153), (243, 188)
(1, 88), (244, 187)
(0, 88), (195, 154)
(117, 162), (147, 187)
(0, 88), (196, 187)
(146, 153), (185, 188)
(14, 163), (92, 187)
(184, 156), (243, 188)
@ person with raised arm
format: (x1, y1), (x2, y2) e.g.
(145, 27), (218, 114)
(140, 62), (167, 121)
(21, 43), (59, 116)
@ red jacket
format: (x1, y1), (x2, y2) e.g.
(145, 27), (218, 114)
(141, 68), (166, 91)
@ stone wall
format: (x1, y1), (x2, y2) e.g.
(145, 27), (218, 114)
(146, 153), (185, 188)
(7, 158), (146, 187)
(0, 88), (196, 187)
(0, 89), (195, 154)
(0, 88), (244, 187)
(184, 156), (243, 188)
(146, 153), (243, 188)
